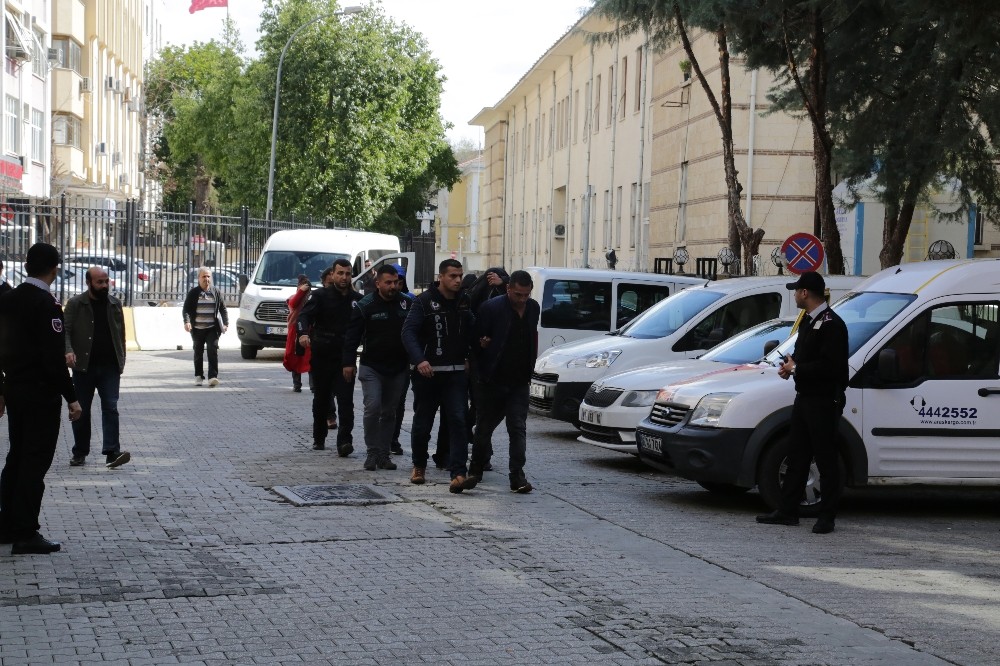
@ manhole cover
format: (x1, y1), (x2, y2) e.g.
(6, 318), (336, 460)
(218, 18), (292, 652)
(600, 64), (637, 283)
(271, 484), (401, 506)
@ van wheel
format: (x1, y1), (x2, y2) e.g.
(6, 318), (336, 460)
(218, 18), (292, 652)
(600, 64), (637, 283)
(240, 344), (259, 360)
(697, 481), (750, 496)
(757, 435), (844, 518)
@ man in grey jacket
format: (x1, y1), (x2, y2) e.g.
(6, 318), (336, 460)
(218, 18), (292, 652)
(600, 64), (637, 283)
(64, 267), (130, 468)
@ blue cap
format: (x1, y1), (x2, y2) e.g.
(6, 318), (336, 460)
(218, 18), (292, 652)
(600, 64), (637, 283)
(391, 263), (406, 277)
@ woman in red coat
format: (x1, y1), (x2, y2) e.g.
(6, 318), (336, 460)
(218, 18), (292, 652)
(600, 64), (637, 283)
(283, 276), (312, 392)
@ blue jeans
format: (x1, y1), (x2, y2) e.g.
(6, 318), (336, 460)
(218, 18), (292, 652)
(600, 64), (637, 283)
(471, 382), (529, 478)
(71, 363), (121, 457)
(410, 370), (469, 476)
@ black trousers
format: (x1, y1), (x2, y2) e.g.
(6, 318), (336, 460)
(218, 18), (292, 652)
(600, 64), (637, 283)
(190, 327), (220, 379)
(779, 393), (844, 521)
(311, 344), (354, 446)
(0, 389), (62, 539)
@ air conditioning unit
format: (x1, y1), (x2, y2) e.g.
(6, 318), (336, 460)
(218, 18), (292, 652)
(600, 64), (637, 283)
(96, 142), (107, 156)
(118, 174), (128, 187)
(553, 224), (567, 239)
(47, 47), (59, 62)
(112, 152), (121, 165)
(80, 77), (93, 93)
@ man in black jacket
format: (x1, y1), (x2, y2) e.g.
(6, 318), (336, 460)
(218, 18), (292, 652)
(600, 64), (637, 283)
(757, 271), (849, 534)
(343, 264), (411, 471)
(401, 259), (476, 491)
(466, 270), (539, 493)
(0, 243), (83, 555)
(298, 258), (361, 454)
(182, 268), (229, 387)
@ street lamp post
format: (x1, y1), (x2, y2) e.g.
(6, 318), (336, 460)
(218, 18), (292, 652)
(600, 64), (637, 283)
(265, 6), (363, 220)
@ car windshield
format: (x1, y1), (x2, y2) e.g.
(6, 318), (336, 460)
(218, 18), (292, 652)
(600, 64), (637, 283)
(618, 288), (725, 339)
(702, 320), (795, 364)
(253, 251), (349, 287)
(764, 291), (917, 364)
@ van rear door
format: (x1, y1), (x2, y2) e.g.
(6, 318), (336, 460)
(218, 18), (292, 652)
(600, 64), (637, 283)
(350, 252), (415, 291)
(611, 279), (677, 330)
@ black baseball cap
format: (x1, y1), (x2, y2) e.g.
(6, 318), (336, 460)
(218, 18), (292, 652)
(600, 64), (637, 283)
(24, 242), (62, 273)
(786, 271), (825, 296)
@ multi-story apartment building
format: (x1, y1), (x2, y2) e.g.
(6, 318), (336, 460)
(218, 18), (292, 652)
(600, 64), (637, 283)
(2, 0), (54, 203)
(51, 0), (144, 209)
(435, 155), (486, 271)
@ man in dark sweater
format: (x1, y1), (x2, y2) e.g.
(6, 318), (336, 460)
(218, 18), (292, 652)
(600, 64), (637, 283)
(0, 243), (82, 555)
(401, 259), (476, 491)
(343, 264), (412, 471)
(466, 270), (540, 493)
(298, 258), (362, 454)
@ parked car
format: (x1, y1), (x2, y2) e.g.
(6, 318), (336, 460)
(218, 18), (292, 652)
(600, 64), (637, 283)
(577, 316), (799, 453)
(62, 262), (132, 301)
(187, 267), (242, 306)
(64, 252), (149, 294)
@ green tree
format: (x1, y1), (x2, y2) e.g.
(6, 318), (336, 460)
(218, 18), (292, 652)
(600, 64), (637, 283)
(591, 0), (764, 276)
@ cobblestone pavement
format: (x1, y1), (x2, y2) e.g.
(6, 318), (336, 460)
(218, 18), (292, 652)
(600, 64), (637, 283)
(1, 350), (997, 665)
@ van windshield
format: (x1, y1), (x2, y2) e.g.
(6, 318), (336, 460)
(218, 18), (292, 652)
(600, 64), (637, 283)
(765, 290), (917, 363)
(253, 251), (350, 287)
(619, 289), (724, 339)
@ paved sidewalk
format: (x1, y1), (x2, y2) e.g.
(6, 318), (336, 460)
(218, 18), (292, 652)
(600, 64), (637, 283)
(0, 350), (978, 664)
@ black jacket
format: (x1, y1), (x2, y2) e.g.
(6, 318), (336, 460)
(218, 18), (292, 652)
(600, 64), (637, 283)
(401, 284), (475, 371)
(475, 293), (540, 384)
(791, 305), (849, 397)
(343, 291), (413, 374)
(182, 286), (229, 331)
(297, 286), (362, 348)
(0, 282), (77, 402)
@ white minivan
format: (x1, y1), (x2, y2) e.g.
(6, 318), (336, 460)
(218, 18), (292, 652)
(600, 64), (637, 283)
(531, 275), (862, 424)
(525, 267), (708, 350)
(635, 259), (1000, 513)
(236, 229), (412, 359)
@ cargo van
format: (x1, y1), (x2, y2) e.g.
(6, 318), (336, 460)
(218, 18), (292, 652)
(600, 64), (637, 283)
(635, 259), (1000, 513)
(531, 275), (862, 424)
(525, 267), (708, 350)
(236, 229), (412, 359)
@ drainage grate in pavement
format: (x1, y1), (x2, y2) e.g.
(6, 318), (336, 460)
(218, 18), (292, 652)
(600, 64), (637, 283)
(271, 484), (402, 506)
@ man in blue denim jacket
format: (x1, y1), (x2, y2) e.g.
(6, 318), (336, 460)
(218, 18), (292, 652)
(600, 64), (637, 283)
(465, 270), (539, 493)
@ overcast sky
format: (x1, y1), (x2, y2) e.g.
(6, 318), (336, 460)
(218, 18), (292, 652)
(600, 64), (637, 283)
(157, 0), (592, 144)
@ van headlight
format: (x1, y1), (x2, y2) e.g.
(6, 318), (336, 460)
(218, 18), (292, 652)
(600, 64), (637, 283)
(621, 390), (659, 407)
(240, 293), (258, 311)
(568, 350), (622, 368)
(688, 393), (739, 427)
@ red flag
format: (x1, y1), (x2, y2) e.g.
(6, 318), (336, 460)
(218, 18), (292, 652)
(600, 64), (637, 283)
(189, 0), (227, 13)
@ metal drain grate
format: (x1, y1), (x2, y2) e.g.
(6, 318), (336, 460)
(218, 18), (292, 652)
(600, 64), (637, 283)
(271, 484), (401, 506)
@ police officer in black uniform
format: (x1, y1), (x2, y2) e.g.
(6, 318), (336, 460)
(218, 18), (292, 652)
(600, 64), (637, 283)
(0, 243), (83, 554)
(757, 271), (849, 534)
(297, 258), (362, 454)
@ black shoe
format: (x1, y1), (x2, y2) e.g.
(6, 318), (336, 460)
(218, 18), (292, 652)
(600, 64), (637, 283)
(462, 474), (480, 490)
(11, 533), (61, 555)
(312, 442), (325, 451)
(0, 531), (12, 545)
(431, 453), (447, 469)
(106, 451), (131, 469)
(70, 456), (86, 466)
(337, 442), (354, 457)
(812, 518), (836, 534)
(377, 457), (397, 471)
(363, 455), (377, 471)
(293, 386), (302, 393)
(510, 475), (533, 494)
(755, 510), (799, 526)
(483, 460), (493, 472)
(390, 443), (404, 456)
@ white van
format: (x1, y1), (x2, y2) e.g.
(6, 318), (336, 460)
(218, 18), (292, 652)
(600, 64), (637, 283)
(531, 275), (862, 424)
(236, 229), (412, 359)
(635, 259), (1000, 512)
(526, 267), (708, 350)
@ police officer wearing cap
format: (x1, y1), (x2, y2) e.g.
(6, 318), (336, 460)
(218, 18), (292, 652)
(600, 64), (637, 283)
(756, 270), (848, 534)
(0, 243), (83, 555)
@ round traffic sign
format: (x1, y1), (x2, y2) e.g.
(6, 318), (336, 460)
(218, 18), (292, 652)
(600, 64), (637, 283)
(780, 232), (825, 275)
(0, 204), (13, 224)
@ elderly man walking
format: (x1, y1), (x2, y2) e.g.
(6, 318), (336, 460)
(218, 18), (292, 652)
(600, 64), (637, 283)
(64, 267), (130, 468)
(183, 267), (229, 387)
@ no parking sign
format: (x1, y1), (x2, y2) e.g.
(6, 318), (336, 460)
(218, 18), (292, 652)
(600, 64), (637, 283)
(780, 233), (825, 275)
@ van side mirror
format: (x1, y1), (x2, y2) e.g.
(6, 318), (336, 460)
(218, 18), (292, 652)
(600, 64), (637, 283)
(238, 273), (248, 293)
(763, 339), (780, 356)
(877, 348), (900, 383)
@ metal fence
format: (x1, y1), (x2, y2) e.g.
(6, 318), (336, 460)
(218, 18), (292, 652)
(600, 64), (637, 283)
(0, 196), (432, 306)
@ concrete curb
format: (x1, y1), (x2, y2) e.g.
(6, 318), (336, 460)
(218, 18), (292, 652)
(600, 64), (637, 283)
(126, 306), (242, 351)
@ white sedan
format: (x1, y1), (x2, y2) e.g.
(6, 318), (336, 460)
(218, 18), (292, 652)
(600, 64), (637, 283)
(577, 317), (798, 453)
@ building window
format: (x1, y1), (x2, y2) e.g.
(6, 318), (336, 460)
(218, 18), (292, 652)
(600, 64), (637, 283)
(32, 32), (46, 79)
(619, 57), (628, 120)
(607, 66), (614, 127)
(51, 37), (83, 74)
(615, 186), (623, 247)
(30, 108), (43, 163)
(593, 75), (601, 134)
(52, 113), (82, 149)
(630, 183), (638, 249)
(634, 47), (643, 113)
(5, 96), (19, 155)
(573, 90), (580, 144)
(603, 189), (611, 248)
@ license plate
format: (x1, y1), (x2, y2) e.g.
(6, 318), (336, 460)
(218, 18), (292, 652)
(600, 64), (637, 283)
(581, 408), (601, 425)
(529, 382), (551, 399)
(638, 431), (662, 454)
(266, 326), (288, 335)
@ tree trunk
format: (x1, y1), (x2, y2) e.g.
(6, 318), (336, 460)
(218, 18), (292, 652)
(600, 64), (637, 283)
(879, 181), (921, 268)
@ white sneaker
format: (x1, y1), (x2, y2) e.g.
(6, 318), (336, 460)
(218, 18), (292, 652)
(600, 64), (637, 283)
(208, 378), (220, 387)
(195, 377), (204, 386)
